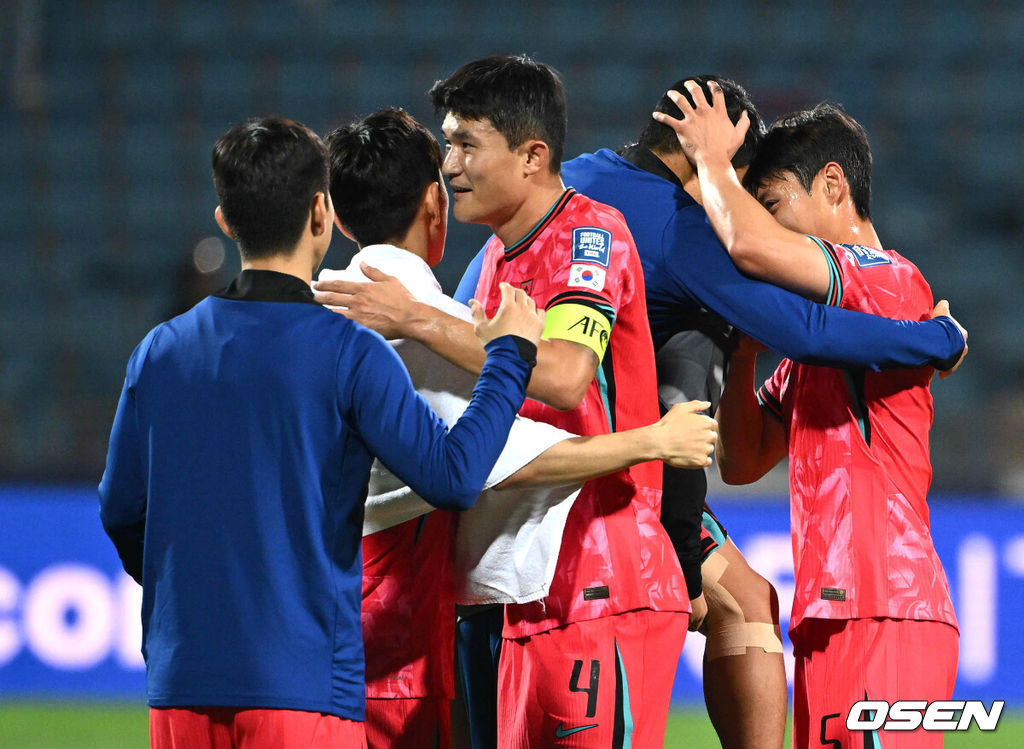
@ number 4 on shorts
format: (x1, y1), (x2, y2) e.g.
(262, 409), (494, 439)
(569, 659), (601, 718)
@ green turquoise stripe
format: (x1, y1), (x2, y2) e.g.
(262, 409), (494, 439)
(615, 641), (634, 749)
(807, 235), (843, 306)
(757, 386), (784, 423)
(595, 366), (614, 434)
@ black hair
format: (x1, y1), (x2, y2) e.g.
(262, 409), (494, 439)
(637, 75), (765, 169)
(325, 108), (442, 247)
(744, 102), (872, 219)
(212, 117), (329, 259)
(429, 54), (567, 174)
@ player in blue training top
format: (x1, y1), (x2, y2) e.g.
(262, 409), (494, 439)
(454, 75), (966, 749)
(98, 116), (544, 749)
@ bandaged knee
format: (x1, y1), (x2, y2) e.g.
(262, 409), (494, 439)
(701, 551), (784, 661)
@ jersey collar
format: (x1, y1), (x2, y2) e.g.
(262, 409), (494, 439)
(503, 188), (577, 261)
(215, 269), (319, 305)
(620, 144), (685, 191)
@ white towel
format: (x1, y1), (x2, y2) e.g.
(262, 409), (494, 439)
(319, 246), (581, 604)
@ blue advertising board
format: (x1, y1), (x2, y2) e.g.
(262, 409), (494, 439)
(1, 486), (1022, 704)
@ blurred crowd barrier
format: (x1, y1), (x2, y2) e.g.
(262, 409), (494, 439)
(1, 486), (1021, 704)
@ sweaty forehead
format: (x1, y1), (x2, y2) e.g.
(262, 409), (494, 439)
(755, 171), (799, 196)
(441, 112), (500, 140)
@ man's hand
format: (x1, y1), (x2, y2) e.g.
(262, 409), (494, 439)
(651, 400), (718, 468)
(312, 263), (417, 339)
(471, 282), (545, 346)
(651, 79), (750, 168)
(931, 299), (968, 379)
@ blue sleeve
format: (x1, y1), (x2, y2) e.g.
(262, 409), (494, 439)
(98, 331), (157, 584)
(664, 215), (965, 370)
(453, 242), (488, 304)
(345, 330), (534, 510)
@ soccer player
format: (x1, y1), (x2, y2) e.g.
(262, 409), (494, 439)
(454, 74), (969, 749)
(315, 56), (689, 748)
(323, 108), (719, 749)
(97, 116), (546, 749)
(655, 83), (962, 748)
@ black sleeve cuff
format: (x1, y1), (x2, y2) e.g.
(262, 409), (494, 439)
(506, 336), (538, 367)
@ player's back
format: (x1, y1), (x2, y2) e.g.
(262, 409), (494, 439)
(761, 241), (956, 632)
(476, 189), (687, 636)
(127, 287), (378, 718)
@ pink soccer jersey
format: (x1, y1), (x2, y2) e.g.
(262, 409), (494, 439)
(475, 188), (688, 639)
(361, 511), (456, 700)
(758, 238), (957, 635)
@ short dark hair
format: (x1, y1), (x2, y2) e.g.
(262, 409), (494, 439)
(212, 117), (329, 259)
(744, 102), (872, 219)
(429, 54), (567, 174)
(637, 75), (765, 169)
(325, 108), (442, 247)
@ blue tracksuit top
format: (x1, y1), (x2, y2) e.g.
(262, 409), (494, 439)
(98, 270), (534, 721)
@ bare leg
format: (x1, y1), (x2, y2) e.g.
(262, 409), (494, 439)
(700, 538), (787, 749)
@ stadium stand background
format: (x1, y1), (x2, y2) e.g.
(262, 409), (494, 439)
(1, 0), (1021, 494)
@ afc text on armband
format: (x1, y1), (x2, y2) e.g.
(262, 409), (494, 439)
(568, 314), (609, 350)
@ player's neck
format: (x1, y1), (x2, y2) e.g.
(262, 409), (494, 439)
(651, 150), (704, 204)
(826, 211), (882, 249)
(242, 245), (319, 285)
(492, 177), (567, 248)
(384, 225), (431, 265)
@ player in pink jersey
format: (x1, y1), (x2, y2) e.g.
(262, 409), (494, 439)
(316, 57), (692, 748)
(321, 107), (719, 749)
(655, 84), (966, 748)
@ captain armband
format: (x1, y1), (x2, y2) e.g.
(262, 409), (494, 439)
(542, 303), (612, 361)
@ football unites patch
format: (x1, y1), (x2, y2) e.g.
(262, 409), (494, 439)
(844, 244), (892, 268)
(571, 227), (612, 268)
(569, 263), (606, 291)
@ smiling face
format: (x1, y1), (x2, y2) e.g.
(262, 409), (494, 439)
(754, 169), (829, 235)
(440, 112), (529, 230)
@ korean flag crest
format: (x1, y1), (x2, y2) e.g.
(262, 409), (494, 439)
(569, 263), (606, 291)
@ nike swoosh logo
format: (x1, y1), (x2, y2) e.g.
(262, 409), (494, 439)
(555, 722), (599, 738)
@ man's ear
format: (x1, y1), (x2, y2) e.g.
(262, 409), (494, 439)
(521, 139), (550, 177)
(424, 181), (443, 225)
(310, 191), (331, 237)
(821, 162), (846, 206)
(214, 206), (235, 239)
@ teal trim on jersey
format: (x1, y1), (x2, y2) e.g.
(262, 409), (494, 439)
(842, 369), (872, 446)
(757, 386), (785, 424)
(615, 641), (634, 749)
(872, 728), (883, 749)
(702, 511), (728, 548)
(807, 235), (844, 306)
(595, 365), (614, 434)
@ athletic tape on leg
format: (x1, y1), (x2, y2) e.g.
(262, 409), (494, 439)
(702, 551), (784, 660)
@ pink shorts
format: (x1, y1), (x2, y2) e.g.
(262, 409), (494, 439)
(793, 617), (959, 749)
(150, 706), (366, 749)
(497, 609), (687, 748)
(365, 696), (450, 749)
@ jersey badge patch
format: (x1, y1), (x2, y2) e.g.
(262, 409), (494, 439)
(571, 227), (612, 267)
(821, 587), (847, 601)
(844, 244), (892, 268)
(569, 264), (606, 291)
(516, 278), (535, 295)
